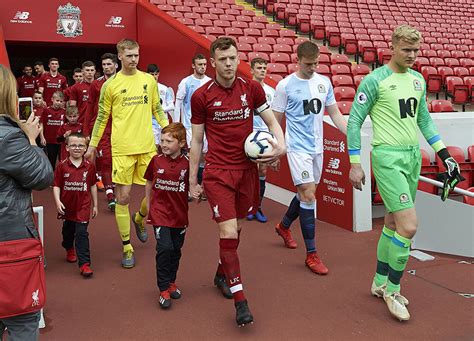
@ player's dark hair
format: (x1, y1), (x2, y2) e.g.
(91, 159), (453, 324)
(192, 54), (206, 63)
(33, 61), (43, 67)
(250, 57), (268, 68)
(210, 37), (237, 57)
(296, 41), (319, 59)
(73, 68), (82, 74)
(101, 53), (118, 63)
(23, 64), (33, 69)
(66, 132), (86, 144)
(161, 122), (186, 145)
(82, 60), (95, 69)
(147, 64), (160, 73)
(33, 90), (43, 97)
(49, 57), (59, 63)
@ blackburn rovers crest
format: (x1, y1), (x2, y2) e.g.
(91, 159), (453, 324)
(56, 3), (83, 38)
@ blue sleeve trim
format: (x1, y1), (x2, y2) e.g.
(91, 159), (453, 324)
(427, 135), (441, 145)
(348, 149), (361, 156)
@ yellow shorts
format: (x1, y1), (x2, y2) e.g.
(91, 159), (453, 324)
(112, 151), (156, 185)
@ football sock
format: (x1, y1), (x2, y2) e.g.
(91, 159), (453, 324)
(299, 201), (316, 253)
(216, 260), (225, 276)
(281, 194), (300, 229)
(219, 238), (245, 303)
(386, 232), (411, 294)
(259, 176), (266, 209)
(135, 197), (148, 226)
(197, 163), (205, 184)
(115, 204), (133, 252)
(374, 226), (395, 287)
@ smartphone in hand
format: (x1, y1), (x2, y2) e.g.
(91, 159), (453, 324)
(18, 97), (33, 121)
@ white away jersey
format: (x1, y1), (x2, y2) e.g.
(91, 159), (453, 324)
(175, 74), (211, 129)
(272, 73), (335, 154)
(253, 83), (275, 132)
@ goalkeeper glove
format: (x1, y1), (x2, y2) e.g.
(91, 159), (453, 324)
(437, 148), (465, 201)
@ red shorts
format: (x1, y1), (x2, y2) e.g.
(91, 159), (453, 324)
(203, 167), (259, 223)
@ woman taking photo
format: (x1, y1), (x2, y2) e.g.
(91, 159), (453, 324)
(0, 64), (54, 340)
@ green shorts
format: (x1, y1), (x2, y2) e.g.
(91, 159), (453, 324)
(372, 145), (422, 213)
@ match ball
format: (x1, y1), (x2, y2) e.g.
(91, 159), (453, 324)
(244, 130), (275, 160)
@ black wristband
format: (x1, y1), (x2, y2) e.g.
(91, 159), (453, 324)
(437, 148), (450, 162)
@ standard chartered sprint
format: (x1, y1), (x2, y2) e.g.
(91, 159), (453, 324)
(122, 95), (145, 106)
(154, 178), (185, 192)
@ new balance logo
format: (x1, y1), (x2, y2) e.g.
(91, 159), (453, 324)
(13, 11), (29, 20)
(213, 101), (222, 107)
(328, 158), (340, 170)
(108, 16), (122, 25)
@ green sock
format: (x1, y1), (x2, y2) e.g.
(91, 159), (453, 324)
(386, 232), (411, 294)
(374, 226), (395, 287)
(115, 203), (133, 252)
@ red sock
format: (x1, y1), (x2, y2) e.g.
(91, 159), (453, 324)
(219, 238), (245, 303)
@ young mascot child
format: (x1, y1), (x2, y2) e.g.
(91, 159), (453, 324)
(57, 106), (83, 160)
(32, 91), (46, 146)
(53, 132), (98, 277)
(41, 91), (65, 168)
(144, 123), (189, 309)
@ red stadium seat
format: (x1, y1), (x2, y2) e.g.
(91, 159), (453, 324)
(202, 13), (218, 21)
(454, 67), (470, 78)
(332, 75), (355, 89)
(429, 57), (445, 68)
(315, 64), (330, 78)
(446, 76), (469, 105)
(273, 44), (292, 53)
(445, 58), (460, 68)
(337, 101), (353, 115)
(430, 100), (454, 113)
(354, 75), (366, 88)
(467, 145), (474, 161)
(270, 52), (291, 64)
(249, 22), (265, 30)
(377, 48), (391, 65)
(460, 58), (474, 68)
(254, 43), (273, 53)
(334, 86), (356, 102)
(266, 63), (287, 76)
(248, 52), (269, 62)
(267, 74), (283, 83)
(262, 29), (279, 38)
(225, 27), (243, 37)
(178, 17), (194, 25)
(277, 37), (295, 46)
(463, 187), (474, 205)
(330, 54), (351, 66)
(351, 64), (371, 76)
(238, 36), (257, 45)
(318, 54), (331, 66)
(257, 36), (276, 45)
(330, 64), (352, 76)
(464, 76), (474, 103)
(237, 42), (252, 53)
(421, 66), (442, 94)
(414, 57), (430, 72)
(287, 63), (298, 74)
(419, 149), (439, 194)
(437, 66), (454, 86)
(238, 52), (248, 62)
(205, 26), (224, 36)
(279, 30), (296, 38)
(243, 28), (261, 37)
(231, 21), (248, 29)
(189, 25), (204, 34)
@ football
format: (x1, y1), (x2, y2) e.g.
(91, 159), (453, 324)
(244, 130), (275, 160)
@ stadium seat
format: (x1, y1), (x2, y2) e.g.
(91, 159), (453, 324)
(421, 66), (442, 94)
(337, 101), (353, 115)
(273, 44), (292, 53)
(414, 57), (430, 72)
(257, 36), (276, 45)
(330, 54), (351, 66)
(287, 63), (298, 74)
(315, 64), (330, 78)
(254, 43), (273, 53)
(464, 76), (474, 103)
(249, 22), (265, 30)
(262, 29), (279, 38)
(351, 64), (371, 76)
(430, 99), (454, 112)
(435, 145), (472, 190)
(460, 58), (474, 68)
(330, 64), (352, 76)
(445, 58), (460, 68)
(238, 52), (248, 62)
(467, 145), (474, 161)
(419, 149), (439, 194)
(377, 48), (391, 65)
(446, 76), (469, 105)
(202, 13), (218, 21)
(243, 28), (261, 37)
(237, 42), (252, 53)
(248, 52), (269, 62)
(277, 37), (295, 46)
(353, 75), (365, 88)
(332, 75), (355, 89)
(453, 67), (469, 78)
(238, 36), (257, 45)
(334, 86), (356, 102)
(267, 74), (283, 83)
(226, 27), (243, 37)
(270, 52), (291, 64)
(318, 54), (331, 66)
(437, 66), (454, 86)
(279, 30), (296, 38)
(178, 17), (194, 25)
(205, 26), (224, 36)
(463, 187), (474, 205)
(231, 21), (248, 29)
(267, 63), (287, 76)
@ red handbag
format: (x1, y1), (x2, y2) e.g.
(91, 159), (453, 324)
(0, 237), (46, 318)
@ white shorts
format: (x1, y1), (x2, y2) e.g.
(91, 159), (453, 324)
(287, 151), (323, 186)
(186, 127), (208, 153)
(153, 126), (162, 145)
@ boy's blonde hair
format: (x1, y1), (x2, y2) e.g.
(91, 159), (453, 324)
(0, 64), (18, 120)
(66, 105), (78, 116)
(392, 25), (421, 46)
(52, 91), (64, 101)
(116, 39), (139, 53)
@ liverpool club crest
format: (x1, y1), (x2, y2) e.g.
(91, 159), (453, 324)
(56, 3), (83, 38)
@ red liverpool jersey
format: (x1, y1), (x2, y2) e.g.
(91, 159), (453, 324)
(53, 158), (97, 223)
(144, 153), (189, 228)
(69, 81), (92, 124)
(191, 77), (267, 169)
(41, 107), (65, 144)
(38, 72), (68, 105)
